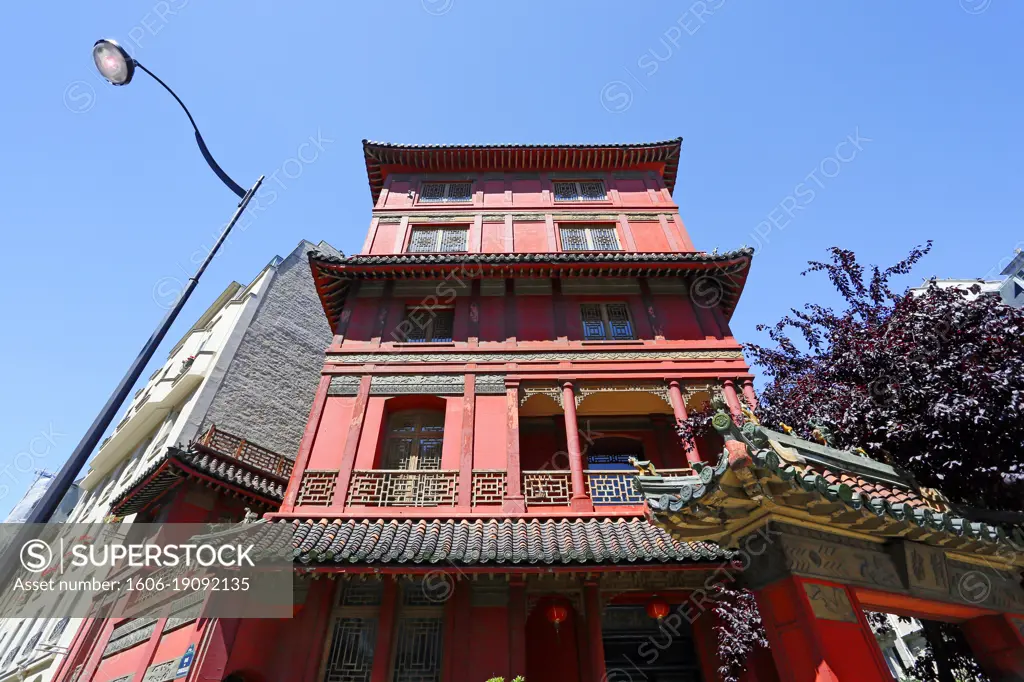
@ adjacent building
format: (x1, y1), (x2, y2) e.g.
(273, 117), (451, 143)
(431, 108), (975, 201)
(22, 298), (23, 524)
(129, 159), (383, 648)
(0, 240), (336, 682)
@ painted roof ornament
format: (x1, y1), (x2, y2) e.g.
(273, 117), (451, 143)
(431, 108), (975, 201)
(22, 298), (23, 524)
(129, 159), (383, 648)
(629, 457), (658, 477)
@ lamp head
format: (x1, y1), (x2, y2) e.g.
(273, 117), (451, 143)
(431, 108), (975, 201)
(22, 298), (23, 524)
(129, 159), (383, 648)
(92, 39), (135, 86)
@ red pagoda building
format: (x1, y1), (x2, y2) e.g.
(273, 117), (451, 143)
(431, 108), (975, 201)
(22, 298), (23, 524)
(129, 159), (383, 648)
(57, 139), (1024, 682)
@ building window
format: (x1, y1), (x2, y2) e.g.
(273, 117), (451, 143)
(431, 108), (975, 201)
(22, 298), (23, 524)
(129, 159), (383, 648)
(399, 307), (454, 343)
(559, 224), (620, 252)
(552, 180), (607, 202)
(383, 411), (444, 470)
(406, 228), (468, 253)
(391, 581), (444, 682)
(580, 303), (635, 340)
(321, 583), (382, 682)
(418, 182), (472, 204)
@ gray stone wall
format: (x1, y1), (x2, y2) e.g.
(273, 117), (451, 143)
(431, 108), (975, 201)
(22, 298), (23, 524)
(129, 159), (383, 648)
(200, 240), (337, 458)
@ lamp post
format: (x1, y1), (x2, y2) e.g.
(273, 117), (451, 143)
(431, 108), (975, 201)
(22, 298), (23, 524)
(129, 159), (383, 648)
(20, 39), (263, 528)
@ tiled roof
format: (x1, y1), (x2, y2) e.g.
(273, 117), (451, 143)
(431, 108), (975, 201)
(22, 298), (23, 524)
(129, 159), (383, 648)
(308, 248), (753, 333)
(362, 138), (683, 205)
(269, 517), (726, 566)
(110, 444), (287, 516)
(634, 410), (1024, 554)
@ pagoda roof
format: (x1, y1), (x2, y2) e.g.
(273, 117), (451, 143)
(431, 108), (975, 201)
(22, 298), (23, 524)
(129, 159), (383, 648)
(309, 247), (753, 332)
(109, 427), (290, 517)
(633, 409), (1024, 563)
(362, 138), (683, 205)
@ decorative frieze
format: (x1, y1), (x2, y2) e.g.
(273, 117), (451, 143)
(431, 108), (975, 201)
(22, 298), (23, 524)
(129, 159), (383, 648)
(474, 374), (507, 395)
(328, 375), (362, 396)
(369, 374), (465, 395)
(328, 349), (744, 365)
(519, 383), (563, 408)
(574, 381), (672, 409)
(102, 617), (158, 657)
(803, 583), (857, 622)
(141, 660), (179, 682)
(372, 212), (674, 223)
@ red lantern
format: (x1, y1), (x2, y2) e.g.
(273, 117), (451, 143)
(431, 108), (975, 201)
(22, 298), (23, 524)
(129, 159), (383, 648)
(646, 598), (670, 621)
(545, 602), (569, 633)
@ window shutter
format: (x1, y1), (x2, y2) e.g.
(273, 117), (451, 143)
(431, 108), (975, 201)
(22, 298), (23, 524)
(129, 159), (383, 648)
(580, 303), (606, 340)
(605, 303), (634, 340)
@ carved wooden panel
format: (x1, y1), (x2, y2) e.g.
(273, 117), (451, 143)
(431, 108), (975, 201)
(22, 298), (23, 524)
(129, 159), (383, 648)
(297, 470), (338, 506)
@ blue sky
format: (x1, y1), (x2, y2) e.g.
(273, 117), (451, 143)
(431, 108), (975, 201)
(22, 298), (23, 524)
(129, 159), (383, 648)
(1, 1), (1021, 518)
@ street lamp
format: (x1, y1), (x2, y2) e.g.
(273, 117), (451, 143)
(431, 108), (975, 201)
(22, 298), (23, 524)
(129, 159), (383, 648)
(10, 39), (265, 535)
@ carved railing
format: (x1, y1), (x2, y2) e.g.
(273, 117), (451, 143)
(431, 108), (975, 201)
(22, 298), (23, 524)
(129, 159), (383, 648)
(586, 468), (695, 505)
(348, 470), (458, 507)
(471, 470), (507, 505)
(200, 425), (293, 478)
(522, 470), (573, 505)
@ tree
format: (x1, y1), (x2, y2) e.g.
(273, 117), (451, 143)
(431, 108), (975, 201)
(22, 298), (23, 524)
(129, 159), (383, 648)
(743, 241), (1024, 512)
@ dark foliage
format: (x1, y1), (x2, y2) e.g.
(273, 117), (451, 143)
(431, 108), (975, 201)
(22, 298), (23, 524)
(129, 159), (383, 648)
(710, 585), (768, 682)
(743, 242), (1024, 511)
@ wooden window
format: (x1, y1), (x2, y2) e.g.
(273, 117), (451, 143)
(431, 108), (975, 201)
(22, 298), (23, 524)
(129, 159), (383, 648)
(552, 180), (607, 202)
(407, 228), (468, 253)
(559, 224), (620, 251)
(390, 581), (444, 682)
(580, 302), (635, 340)
(399, 307), (454, 343)
(321, 582), (383, 682)
(382, 411), (445, 471)
(418, 182), (472, 204)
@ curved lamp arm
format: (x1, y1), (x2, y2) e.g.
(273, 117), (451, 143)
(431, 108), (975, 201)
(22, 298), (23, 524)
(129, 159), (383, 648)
(133, 61), (246, 198)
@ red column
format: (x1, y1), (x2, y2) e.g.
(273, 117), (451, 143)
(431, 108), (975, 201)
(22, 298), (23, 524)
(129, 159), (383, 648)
(189, 618), (239, 682)
(722, 379), (743, 420)
(370, 578), (399, 682)
(691, 611), (724, 682)
(282, 373), (332, 511)
(503, 380), (525, 513)
(583, 583), (606, 682)
(508, 581), (527, 678)
(331, 375), (372, 507)
(459, 375), (476, 507)
(962, 613), (1024, 679)
(129, 618), (169, 682)
(668, 380), (700, 464)
(741, 379), (758, 411)
(76, 618), (118, 682)
(754, 576), (893, 682)
(562, 381), (592, 511)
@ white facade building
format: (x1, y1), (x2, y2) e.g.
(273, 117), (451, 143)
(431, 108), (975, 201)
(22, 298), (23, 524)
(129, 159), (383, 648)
(0, 240), (336, 682)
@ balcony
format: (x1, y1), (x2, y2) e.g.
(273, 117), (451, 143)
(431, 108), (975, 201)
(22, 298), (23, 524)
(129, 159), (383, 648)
(200, 425), (294, 478)
(348, 470), (458, 507)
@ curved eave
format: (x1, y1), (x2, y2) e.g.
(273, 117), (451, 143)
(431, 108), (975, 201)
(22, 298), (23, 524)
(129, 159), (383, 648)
(362, 138), (683, 206)
(309, 249), (753, 333)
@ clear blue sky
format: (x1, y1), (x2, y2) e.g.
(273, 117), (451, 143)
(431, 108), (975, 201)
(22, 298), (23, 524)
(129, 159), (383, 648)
(1, 1), (1021, 518)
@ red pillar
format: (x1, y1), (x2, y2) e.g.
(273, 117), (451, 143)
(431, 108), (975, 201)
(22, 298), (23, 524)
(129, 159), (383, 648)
(331, 375), (372, 507)
(503, 380), (525, 512)
(190, 618), (240, 682)
(129, 618), (169, 682)
(459, 375), (476, 507)
(508, 581), (527, 678)
(583, 582), (606, 682)
(962, 613), (1024, 679)
(76, 618), (118, 682)
(741, 379), (758, 411)
(370, 578), (399, 682)
(721, 379), (743, 420)
(562, 381), (592, 511)
(667, 380), (700, 464)
(282, 373), (332, 511)
(692, 611), (724, 682)
(754, 577), (893, 682)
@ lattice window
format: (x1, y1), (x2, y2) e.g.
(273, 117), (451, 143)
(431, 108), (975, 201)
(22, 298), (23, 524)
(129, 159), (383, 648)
(321, 582), (384, 682)
(418, 182), (473, 204)
(552, 180), (607, 202)
(383, 412), (444, 470)
(390, 582), (444, 682)
(558, 224), (620, 251)
(297, 470), (339, 506)
(397, 307), (455, 343)
(406, 228), (468, 253)
(47, 618), (69, 642)
(579, 303), (635, 340)
(585, 471), (644, 505)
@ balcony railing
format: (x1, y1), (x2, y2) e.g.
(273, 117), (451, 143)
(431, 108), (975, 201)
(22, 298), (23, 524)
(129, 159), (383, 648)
(348, 470), (458, 507)
(522, 470), (573, 505)
(200, 425), (293, 478)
